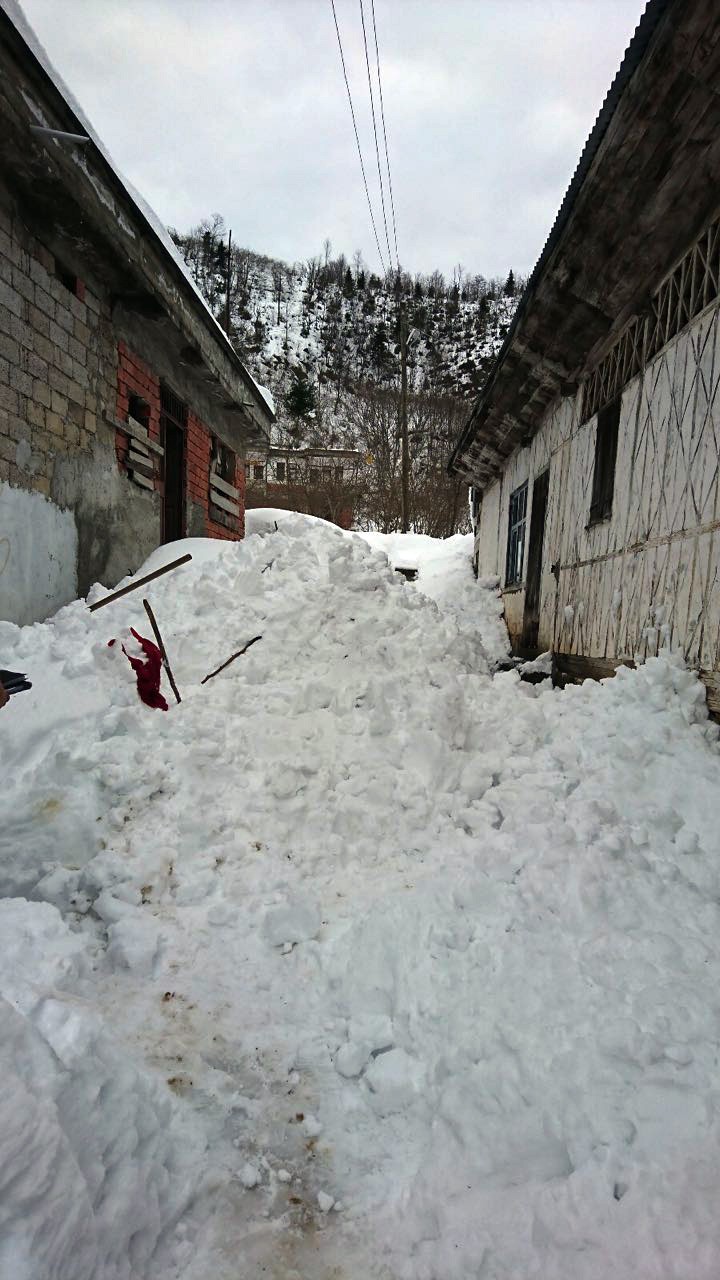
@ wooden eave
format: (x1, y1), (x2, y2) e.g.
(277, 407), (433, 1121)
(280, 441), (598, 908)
(449, 0), (720, 487)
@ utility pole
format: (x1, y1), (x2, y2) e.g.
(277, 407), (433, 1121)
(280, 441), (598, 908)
(224, 229), (232, 337)
(399, 296), (409, 533)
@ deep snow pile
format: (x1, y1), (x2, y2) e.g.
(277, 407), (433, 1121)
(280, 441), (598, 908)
(355, 528), (510, 664)
(2, 516), (720, 1280)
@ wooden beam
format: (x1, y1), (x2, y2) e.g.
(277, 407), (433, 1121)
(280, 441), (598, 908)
(210, 472), (240, 500)
(210, 489), (240, 518)
(109, 416), (164, 456)
(552, 652), (636, 688)
(88, 553), (192, 611)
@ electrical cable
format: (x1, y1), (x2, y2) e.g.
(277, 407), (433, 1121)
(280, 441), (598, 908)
(370, 0), (400, 272)
(359, 0), (393, 273)
(329, 0), (388, 275)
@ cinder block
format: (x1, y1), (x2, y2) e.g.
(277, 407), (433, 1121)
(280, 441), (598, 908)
(48, 320), (70, 353)
(0, 332), (19, 365)
(33, 284), (55, 319)
(34, 379), (51, 408)
(27, 401), (45, 429)
(50, 389), (68, 417)
(0, 383), (19, 414)
(45, 410), (65, 437)
(74, 318), (91, 347)
(0, 280), (23, 320)
(27, 306), (50, 339)
(12, 266), (35, 305)
(54, 305), (75, 336)
(9, 365), (32, 397)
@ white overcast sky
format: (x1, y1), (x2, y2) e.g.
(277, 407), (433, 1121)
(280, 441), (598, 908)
(21, 0), (646, 280)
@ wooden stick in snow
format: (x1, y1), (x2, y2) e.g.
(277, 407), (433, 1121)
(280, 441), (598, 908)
(201, 635), (262, 685)
(88, 554), (192, 611)
(143, 598), (182, 704)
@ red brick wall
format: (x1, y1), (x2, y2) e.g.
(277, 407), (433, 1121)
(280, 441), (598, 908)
(187, 410), (245, 540)
(115, 341), (161, 476)
(115, 343), (244, 540)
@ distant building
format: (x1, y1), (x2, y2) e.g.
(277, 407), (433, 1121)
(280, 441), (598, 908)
(0, 3), (273, 624)
(449, 0), (720, 715)
(245, 445), (366, 529)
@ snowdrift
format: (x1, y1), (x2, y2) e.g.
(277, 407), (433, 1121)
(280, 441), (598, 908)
(1, 515), (720, 1280)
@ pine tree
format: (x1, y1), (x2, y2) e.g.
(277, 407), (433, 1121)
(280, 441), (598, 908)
(370, 322), (390, 371)
(503, 269), (516, 297)
(343, 267), (356, 299)
(285, 371), (316, 419)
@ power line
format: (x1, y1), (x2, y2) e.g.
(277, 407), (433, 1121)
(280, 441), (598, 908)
(329, 0), (388, 275)
(359, 0), (393, 273)
(370, 0), (400, 272)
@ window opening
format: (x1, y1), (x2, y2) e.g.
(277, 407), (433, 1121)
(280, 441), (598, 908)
(253, 464), (264, 480)
(54, 255), (84, 299)
(211, 437), (235, 483)
(275, 461), (286, 482)
(505, 481), (528, 586)
(589, 397), (620, 523)
(128, 393), (149, 430)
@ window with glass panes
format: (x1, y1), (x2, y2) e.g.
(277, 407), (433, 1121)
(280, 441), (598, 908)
(505, 481), (528, 586)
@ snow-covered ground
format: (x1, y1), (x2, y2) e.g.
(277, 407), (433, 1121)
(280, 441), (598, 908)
(2, 515), (720, 1280)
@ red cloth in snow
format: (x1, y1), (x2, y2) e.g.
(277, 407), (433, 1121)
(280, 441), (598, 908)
(121, 628), (168, 711)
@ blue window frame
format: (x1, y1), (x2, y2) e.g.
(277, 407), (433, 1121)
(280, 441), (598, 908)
(505, 481), (528, 586)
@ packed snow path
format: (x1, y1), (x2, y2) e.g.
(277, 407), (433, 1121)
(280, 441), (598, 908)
(1, 516), (720, 1280)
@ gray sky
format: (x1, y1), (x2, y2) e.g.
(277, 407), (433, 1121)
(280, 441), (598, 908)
(21, 0), (645, 280)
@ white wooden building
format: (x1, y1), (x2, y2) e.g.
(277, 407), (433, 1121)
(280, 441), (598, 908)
(449, 0), (720, 714)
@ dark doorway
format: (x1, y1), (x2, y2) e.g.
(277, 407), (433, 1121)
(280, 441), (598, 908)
(161, 385), (187, 543)
(522, 468), (549, 651)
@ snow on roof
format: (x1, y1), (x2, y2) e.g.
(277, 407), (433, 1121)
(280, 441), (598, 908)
(0, 0), (272, 420)
(254, 383), (275, 415)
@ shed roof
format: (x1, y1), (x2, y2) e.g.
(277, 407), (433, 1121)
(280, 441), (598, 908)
(448, 0), (720, 486)
(0, 0), (274, 437)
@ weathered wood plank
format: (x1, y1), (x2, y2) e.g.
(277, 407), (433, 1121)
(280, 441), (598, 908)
(210, 490), (240, 518)
(209, 472), (240, 500)
(552, 652), (636, 686)
(699, 669), (720, 719)
(110, 415), (164, 456)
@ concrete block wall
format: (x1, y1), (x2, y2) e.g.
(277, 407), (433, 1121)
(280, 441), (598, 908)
(0, 194), (247, 624)
(0, 201), (113, 500)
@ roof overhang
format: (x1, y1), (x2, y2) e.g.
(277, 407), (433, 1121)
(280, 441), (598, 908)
(0, 3), (274, 447)
(449, 0), (720, 487)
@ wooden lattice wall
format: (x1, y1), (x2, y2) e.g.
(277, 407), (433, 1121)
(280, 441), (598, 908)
(476, 290), (720, 691)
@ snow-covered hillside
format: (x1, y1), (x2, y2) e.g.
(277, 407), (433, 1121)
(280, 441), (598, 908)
(169, 223), (520, 433)
(2, 518), (720, 1279)
(234, 269), (517, 404)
